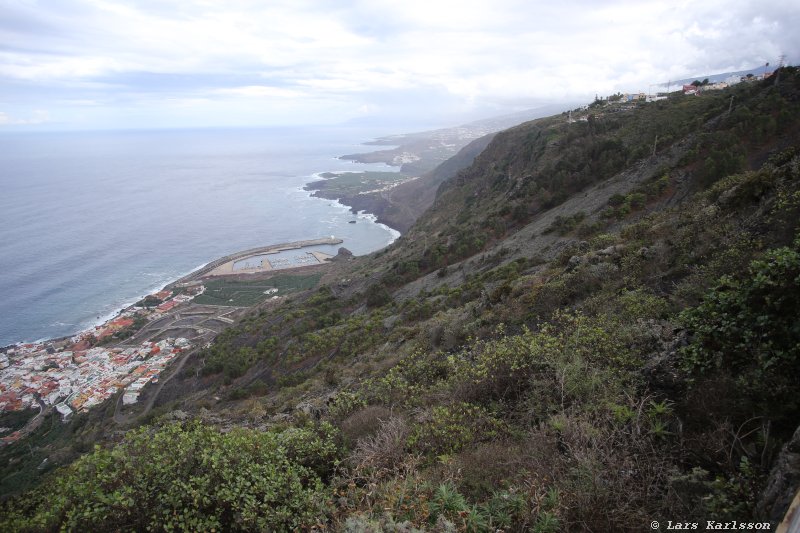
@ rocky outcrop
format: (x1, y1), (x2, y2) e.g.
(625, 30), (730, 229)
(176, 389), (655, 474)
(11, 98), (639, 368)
(758, 425), (800, 526)
(332, 247), (354, 262)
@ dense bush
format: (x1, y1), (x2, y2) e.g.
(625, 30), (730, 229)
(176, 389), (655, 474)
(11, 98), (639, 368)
(365, 282), (392, 308)
(407, 402), (507, 456)
(680, 236), (800, 422)
(1, 421), (341, 532)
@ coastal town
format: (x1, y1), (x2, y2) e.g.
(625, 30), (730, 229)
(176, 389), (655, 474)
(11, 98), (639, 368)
(0, 238), (340, 444)
(0, 286), (207, 443)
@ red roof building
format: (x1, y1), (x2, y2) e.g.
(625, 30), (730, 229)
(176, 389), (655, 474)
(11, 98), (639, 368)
(109, 317), (135, 329)
(156, 300), (179, 312)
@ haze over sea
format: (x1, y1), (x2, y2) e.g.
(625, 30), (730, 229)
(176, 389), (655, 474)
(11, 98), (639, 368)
(0, 126), (400, 347)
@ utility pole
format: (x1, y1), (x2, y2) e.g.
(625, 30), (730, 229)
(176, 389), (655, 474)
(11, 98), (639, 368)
(652, 135), (658, 157)
(729, 95), (735, 114)
(774, 54), (786, 86)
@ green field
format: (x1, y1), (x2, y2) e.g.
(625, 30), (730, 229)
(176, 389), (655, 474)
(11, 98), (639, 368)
(312, 171), (408, 196)
(193, 274), (322, 307)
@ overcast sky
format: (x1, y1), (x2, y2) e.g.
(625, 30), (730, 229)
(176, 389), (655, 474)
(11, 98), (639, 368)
(1, 0), (797, 130)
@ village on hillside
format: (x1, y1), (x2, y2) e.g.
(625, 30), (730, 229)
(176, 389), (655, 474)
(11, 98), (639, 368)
(566, 69), (777, 123)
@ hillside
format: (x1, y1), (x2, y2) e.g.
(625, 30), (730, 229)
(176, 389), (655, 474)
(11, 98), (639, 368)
(3, 68), (800, 532)
(331, 134), (498, 233)
(340, 104), (572, 175)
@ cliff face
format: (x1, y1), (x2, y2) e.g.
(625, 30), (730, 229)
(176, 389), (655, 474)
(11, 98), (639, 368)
(368, 133), (497, 232)
(5, 69), (800, 531)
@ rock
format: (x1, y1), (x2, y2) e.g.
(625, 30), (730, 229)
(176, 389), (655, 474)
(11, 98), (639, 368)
(295, 401), (322, 419)
(641, 322), (688, 394)
(383, 315), (400, 329)
(757, 425), (800, 525)
(567, 255), (585, 271)
(332, 247), (354, 262)
(638, 246), (654, 259)
(269, 413), (293, 424)
(164, 409), (190, 421)
(598, 244), (626, 257)
(717, 185), (741, 206)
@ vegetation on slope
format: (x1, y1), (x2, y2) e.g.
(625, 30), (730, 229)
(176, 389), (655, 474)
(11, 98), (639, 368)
(2, 68), (800, 531)
(3, 421), (341, 531)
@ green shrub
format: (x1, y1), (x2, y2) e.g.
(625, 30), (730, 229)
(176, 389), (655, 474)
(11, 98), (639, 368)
(680, 237), (800, 419)
(365, 282), (392, 308)
(407, 403), (506, 456)
(544, 211), (586, 235)
(1, 421), (340, 532)
(329, 390), (367, 419)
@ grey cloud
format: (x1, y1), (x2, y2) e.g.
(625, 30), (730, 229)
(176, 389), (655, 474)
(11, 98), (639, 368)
(1, 0), (798, 130)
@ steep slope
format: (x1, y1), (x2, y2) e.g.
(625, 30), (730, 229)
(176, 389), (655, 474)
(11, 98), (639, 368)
(377, 71), (800, 287)
(4, 68), (800, 532)
(357, 133), (497, 232)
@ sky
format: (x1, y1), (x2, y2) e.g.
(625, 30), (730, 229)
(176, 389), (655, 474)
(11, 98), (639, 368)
(1, 0), (797, 130)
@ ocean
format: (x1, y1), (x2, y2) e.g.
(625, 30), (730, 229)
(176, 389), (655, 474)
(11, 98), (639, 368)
(0, 126), (400, 347)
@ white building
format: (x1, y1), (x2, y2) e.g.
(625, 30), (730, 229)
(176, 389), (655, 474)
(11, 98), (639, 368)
(122, 391), (139, 405)
(725, 75), (742, 85)
(55, 403), (73, 419)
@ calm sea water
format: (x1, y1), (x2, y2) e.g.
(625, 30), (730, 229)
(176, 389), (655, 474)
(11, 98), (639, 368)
(0, 126), (400, 346)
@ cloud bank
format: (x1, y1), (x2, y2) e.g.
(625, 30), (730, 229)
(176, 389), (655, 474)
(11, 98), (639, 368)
(0, 0), (796, 129)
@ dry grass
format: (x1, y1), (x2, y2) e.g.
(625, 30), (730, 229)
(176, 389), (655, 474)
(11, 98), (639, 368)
(350, 416), (411, 478)
(341, 405), (393, 445)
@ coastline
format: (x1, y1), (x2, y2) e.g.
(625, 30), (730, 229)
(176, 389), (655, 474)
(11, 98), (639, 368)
(1, 238), (343, 351)
(0, 143), (398, 349)
(5, 260), (212, 351)
(301, 171), (408, 236)
(299, 171), (403, 241)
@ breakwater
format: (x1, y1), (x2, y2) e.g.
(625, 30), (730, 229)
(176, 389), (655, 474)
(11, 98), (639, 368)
(171, 237), (344, 284)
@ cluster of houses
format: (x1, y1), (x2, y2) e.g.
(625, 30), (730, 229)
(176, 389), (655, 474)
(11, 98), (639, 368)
(0, 284), (208, 442)
(570, 69), (779, 122)
(0, 337), (191, 442)
(681, 71), (773, 95)
(148, 285), (205, 313)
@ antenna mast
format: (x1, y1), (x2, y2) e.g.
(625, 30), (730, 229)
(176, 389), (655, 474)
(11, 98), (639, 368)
(774, 54), (786, 85)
